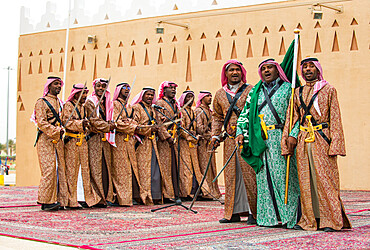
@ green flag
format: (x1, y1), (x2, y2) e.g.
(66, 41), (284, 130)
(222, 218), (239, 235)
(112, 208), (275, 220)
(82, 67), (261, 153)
(239, 38), (300, 173)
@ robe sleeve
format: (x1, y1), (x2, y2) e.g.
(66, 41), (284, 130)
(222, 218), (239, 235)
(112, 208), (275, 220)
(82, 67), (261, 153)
(85, 99), (110, 133)
(156, 100), (172, 141)
(328, 87), (346, 156)
(212, 92), (224, 138)
(35, 99), (62, 141)
(132, 105), (151, 136)
(180, 110), (197, 143)
(62, 102), (84, 133)
(113, 102), (137, 135)
(196, 108), (211, 140)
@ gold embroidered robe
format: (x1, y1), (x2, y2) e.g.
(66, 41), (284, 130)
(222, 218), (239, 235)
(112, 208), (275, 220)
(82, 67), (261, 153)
(178, 107), (211, 198)
(85, 99), (114, 204)
(34, 94), (68, 206)
(212, 84), (257, 220)
(281, 82), (351, 231)
(61, 101), (99, 207)
(133, 102), (174, 204)
(195, 104), (222, 199)
(112, 99), (140, 206)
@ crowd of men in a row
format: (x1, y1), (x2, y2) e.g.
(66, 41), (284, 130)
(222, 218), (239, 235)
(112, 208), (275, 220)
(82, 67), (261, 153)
(33, 54), (351, 232)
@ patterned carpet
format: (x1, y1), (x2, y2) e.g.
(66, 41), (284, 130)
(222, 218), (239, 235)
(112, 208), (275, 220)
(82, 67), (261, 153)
(0, 186), (369, 249)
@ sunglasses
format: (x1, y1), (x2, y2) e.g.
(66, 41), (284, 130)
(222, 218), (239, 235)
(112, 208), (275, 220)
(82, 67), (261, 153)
(122, 86), (131, 90)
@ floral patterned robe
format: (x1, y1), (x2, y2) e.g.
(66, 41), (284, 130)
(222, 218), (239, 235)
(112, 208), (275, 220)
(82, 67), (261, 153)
(281, 81), (351, 231)
(62, 101), (99, 207)
(34, 94), (68, 206)
(212, 84), (257, 220)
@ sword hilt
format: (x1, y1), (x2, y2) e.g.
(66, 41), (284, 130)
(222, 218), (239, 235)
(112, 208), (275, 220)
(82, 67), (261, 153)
(258, 114), (268, 140)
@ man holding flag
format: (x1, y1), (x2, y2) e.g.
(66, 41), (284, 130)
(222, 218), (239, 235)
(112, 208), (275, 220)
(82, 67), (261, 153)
(281, 57), (351, 232)
(235, 53), (300, 228)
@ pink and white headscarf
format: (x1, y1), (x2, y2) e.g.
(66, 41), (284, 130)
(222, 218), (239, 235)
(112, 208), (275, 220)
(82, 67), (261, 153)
(30, 76), (64, 125)
(158, 81), (178, 100)
(221, 60), (247, 97)
(66, 83), (89, 103)
(196, 91), (212, 108)
(112, 82), (130, 102)
(258, 58), (290, 83)
(300, 57), (329, 116)
(178, 90), (194, 107)
(86, 78), (115, 146)
(131, 87), (157, 106)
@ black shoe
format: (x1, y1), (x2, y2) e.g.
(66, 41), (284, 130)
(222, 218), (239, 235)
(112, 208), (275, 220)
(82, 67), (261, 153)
(132, 199), (138, 205)
(66, 206), (83, 210)
(163, 198), (174, 204)
(175, 198), (182, 205)
(293, 224), (304, 230)
(41, 202), (61, 211)
(92, 203), (107, 208)
(107, 201), (121, 207)
(219, 214), (241, 223)
(323, 227), (337, 232)
(246, 214), (257, 225)
(78, 201), (89, 208)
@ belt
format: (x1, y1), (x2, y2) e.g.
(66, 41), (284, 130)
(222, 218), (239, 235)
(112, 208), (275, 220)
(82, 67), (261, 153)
(65, 132), (86, 146)
(266, 124), (284, 131)
(300, 122), (329, 132)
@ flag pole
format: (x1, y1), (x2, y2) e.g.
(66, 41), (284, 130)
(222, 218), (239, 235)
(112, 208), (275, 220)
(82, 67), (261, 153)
(284, 29), (300, 205)
(62, 0), (71, 101)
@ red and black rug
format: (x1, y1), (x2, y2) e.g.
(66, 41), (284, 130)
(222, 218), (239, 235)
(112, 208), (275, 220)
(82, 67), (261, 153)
(0, 186), (369, 249)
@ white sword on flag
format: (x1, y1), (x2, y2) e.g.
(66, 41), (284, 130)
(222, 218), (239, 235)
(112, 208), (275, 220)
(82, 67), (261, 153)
(285, 29), (300, 205)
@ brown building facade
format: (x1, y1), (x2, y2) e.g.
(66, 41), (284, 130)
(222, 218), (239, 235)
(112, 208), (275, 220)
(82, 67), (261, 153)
(17, 0), (369, 190)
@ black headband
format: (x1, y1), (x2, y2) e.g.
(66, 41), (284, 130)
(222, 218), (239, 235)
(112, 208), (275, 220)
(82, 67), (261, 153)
(225, 61), (243, 70)
(300, 57), (318, 65)
(143, 87), (155, 91)
(117, 82), (129, 87)
(99, 79), (109, 83)
(48, 76), (61, 80)
(72, 84), (87, 90)
(200, 91), (211, 94)
(258, 58), (275, 68)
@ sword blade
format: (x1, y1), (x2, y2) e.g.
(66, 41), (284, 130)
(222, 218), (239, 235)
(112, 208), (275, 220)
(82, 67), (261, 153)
(88, 76), (111, 119)
(213, 144), (239, 183)
(63, 81), (87, 127)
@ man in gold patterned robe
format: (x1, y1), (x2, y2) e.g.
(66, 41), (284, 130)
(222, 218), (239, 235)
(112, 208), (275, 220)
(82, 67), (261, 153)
(210, 60), (257, 224)
(156, 81), (180, 201)
(177, 90), (211, 199)
(62, 84), (100, 208)
(282, 58), (351, 232)
(85, 78), (116, 207)
(32, 76), (68, 210)
(195, 91), (222, 199)
(132, 87), (173, 205)
(111, 82), (141, 206)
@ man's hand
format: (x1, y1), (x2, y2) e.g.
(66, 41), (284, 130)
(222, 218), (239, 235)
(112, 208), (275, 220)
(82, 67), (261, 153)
(286, 136), (297, 155)
(235, 134), (244, 146)
(210, 137), (220, 149)
(59, 128), (65, 138)
(167, 136), (175, 145)
(151, 125), (159, 133)
(82, 119), (90, 131)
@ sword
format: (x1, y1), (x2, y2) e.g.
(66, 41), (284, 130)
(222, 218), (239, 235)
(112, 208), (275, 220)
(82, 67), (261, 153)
(213, 143), (242, 183)
(136, 118), (183, 129)
(63, 81), (88, 127)
(189, 146), (216, 210)
(87, 76), (111, 119)
(114, 75), (136, 123)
